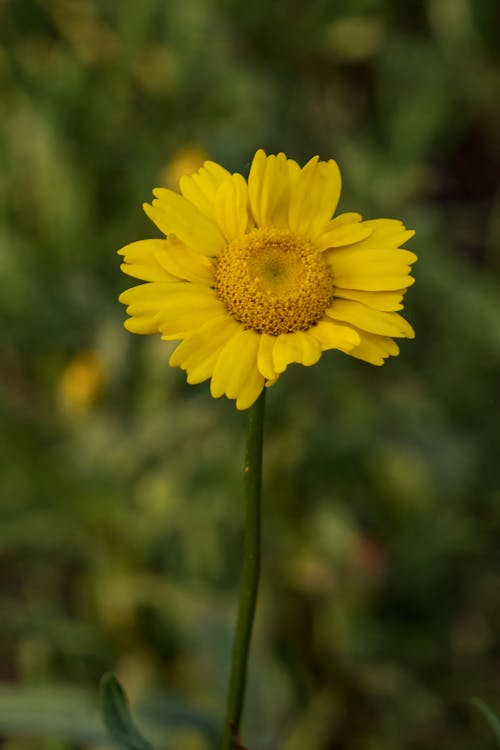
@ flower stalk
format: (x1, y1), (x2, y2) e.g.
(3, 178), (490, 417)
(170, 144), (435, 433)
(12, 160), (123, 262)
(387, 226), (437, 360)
(222, 389), (266, 750)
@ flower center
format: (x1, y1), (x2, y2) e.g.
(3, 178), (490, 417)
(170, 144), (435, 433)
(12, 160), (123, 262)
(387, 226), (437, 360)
(214, 228), (334, 335)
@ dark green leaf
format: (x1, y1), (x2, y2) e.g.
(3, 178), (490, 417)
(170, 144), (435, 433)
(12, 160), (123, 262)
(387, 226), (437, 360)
(470, 698), (500, 745)
(100, 673), (155, 750)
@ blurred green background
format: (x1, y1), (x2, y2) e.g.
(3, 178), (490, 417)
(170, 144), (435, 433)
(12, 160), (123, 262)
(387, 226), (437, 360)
(1, 0), (499, 748)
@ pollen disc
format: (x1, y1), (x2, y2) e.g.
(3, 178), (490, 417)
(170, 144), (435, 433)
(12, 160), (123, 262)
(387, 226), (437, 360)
(215, 228), (334, 335)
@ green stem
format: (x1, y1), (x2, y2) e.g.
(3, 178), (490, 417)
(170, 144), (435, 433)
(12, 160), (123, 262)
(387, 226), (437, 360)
(221, 389), (266, 750)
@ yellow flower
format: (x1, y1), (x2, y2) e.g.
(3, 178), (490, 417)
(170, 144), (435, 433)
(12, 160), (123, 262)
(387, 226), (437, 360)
(58, 351), (104, 413)
(159, 144), (210, 189)
(119, 150), (416, 409)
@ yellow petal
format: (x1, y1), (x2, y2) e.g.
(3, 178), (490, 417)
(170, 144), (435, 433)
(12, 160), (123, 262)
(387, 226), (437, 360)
(248, 149), (290, 228)
(265, 375), (280, 387)
(119, 281), (170, 307)
(332, 273), (415, 291)
(118, 239), (177, 282)
(169, 315), (240, 384)
(156, 287), (227, 339)
(144, 188), (225, 255)
(327, 247), (418, 270)
(155, 235), (215, 284)
(326, 212), (362, 227)
(210, 328), (263, 402)
(316, 222), (373, 251)
(119, 282), (224, 339)
(119, 282), (171, 334)
(347, 219), (415, 250)
(333, 288), (405, 311)
(257, 333), (278, 380)
(287, 158), (301, 187)
(235, 365), (266, 410)
(308, 319), (360, 352)
(328, 247), (416, 292)
(288, 157), (342, 239)
(347, 330), (400, 365)
(215, 173), (249, 241)
(327, 299), (415, 338)
(124, 315), (160, 334)
(272, 331), (322, 374)
(179, 160), (232, 221)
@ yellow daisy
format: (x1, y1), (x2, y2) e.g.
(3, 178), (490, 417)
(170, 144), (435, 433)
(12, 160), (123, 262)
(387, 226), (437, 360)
(119, 149), (416, 409)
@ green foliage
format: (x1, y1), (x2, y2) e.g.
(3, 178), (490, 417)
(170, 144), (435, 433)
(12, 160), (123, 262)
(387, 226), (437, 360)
(470, 699), (500, 746)
(100, 674), (154, 750)
(0, 0), (499, 749)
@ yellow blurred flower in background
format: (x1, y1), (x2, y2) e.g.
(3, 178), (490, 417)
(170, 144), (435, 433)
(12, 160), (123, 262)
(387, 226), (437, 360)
(160, 145), (210, 189)
(57, 351), (104, 413)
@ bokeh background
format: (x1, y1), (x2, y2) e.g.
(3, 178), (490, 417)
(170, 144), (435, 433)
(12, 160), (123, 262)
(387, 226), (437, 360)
(1, 0), (499, 748)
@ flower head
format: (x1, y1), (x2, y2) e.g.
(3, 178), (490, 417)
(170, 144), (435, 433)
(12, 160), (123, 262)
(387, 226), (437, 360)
(119, 150), (416, 409)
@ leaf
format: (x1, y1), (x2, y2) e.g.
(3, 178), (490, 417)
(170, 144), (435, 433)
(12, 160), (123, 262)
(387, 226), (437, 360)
(470, 697), (500, 745)
(100, 673), (155, 750)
